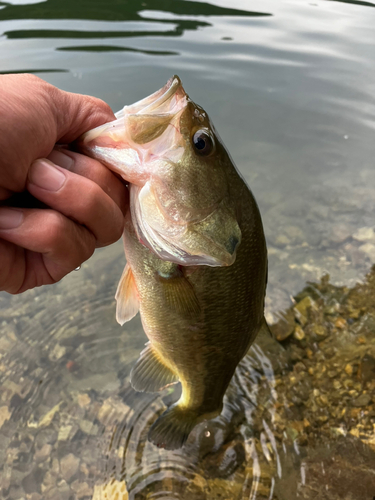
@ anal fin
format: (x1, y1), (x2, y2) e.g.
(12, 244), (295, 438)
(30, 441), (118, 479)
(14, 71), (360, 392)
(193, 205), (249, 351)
(115, 263), (139, 326)
(131, 342), (179, 393)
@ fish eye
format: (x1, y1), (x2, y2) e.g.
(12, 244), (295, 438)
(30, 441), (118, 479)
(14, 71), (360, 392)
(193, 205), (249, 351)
(192, 130), (214, 156)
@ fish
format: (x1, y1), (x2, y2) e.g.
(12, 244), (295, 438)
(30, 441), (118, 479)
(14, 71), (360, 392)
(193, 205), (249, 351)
(78, 76), (268, 450)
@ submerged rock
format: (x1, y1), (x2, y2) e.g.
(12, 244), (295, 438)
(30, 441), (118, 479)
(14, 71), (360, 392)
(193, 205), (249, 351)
(60, 453), (80, 482)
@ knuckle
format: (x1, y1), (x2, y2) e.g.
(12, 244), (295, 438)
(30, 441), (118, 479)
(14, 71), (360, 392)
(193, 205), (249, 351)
(73, 226), (96, 262)
(106, 207), (125, 244)
(79, 182), (101, 218)
(42, 210), (96, 264)
(41, 211), (67, 250)
(95, 204), (124, 247)
(0, 240), (24, 293)
(86, 95), (113, 115)
(80, 96), (115, 127)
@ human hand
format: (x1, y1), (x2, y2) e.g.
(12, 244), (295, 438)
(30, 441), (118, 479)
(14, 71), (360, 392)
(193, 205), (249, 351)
(0, 74), (128, 294)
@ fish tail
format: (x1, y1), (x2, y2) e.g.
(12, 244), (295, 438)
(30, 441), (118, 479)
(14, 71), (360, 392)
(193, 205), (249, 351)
(148, 404), (199, 450)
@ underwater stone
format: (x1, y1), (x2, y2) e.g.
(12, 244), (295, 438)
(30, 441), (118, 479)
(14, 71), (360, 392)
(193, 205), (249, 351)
(57, 425), (73, 442)
(22, 467), (43, 494)
(71, 480), (92, 498)
(34, 443), (52, 463)
(48, 344), (67, 361)
(60, 453), (80, 482)
(344, 364), (353, 376)
(294, 296), (316, 326)
(274, 234), (290, 248)
(41, 470), (57, 494)
(313, 325), (327, 338)
(353, 227), (375, 243)
(35, 427), (58, 447)
(37, 403), (62, 428)
(0, 405), (11, 429)
(358, 354), (375, 383)
(272, 309), (295, 341)
(79, 419), (99, 436)
(359, 243), (375, 263)
(352, 394), (372, 407)
(77, 393), (91, 408)
(294, 325), (305, 340)
(29, 494), (42, 500)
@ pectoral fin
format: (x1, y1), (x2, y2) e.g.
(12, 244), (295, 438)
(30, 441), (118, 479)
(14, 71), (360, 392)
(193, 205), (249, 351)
(131, 342), (179, 393)
(115, 263), (140, 326)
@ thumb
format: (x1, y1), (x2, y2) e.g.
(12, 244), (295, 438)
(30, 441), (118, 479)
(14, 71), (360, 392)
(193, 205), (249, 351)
(55, 90), (116, 144)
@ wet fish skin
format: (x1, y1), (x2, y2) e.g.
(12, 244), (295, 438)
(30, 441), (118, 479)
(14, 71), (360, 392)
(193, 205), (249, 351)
(125, 181), (266, 449)
(78, 76), (268, 449)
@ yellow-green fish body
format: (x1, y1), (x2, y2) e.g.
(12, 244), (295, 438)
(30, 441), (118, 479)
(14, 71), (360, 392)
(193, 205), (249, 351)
(79, 76), (268, 449)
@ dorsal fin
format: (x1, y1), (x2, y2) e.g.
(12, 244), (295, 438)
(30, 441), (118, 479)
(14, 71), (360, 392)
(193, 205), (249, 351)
(115, 263), (140, 326)
(131, 342), (179, 393)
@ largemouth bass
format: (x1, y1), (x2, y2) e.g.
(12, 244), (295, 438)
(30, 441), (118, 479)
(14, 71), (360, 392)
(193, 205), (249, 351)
(79, 76), (268, 449)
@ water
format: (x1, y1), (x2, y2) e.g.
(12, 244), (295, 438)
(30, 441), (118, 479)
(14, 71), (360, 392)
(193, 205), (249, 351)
(0, 0), (375, 498)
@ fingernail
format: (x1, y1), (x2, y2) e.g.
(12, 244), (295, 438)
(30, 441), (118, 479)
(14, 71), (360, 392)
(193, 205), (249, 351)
(48, 149), (74, 170)
(29, 159), (66, 191)
(0, 208), (23, 229)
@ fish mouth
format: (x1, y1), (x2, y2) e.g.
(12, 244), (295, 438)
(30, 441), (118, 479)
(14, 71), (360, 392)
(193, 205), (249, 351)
(79, 76), (188, 168)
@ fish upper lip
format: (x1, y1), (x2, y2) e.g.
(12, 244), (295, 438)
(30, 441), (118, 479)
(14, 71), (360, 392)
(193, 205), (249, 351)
(145, 75), (182, 111)
(131, 75), (186, 116)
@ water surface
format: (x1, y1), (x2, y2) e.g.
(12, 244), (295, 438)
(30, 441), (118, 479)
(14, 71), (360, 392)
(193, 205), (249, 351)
(0, 0), (374, 498)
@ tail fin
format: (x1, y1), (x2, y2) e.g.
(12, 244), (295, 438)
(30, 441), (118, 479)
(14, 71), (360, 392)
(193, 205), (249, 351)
(148, 405), (198, 450)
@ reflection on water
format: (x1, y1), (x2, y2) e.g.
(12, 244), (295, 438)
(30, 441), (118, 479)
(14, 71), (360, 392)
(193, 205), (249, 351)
(0, 0), (270, 57)
(56, 46), (179, 55)
(0, 0), (270, 21)
(1, 0), (375, 498)
(0, 69), (69, 74)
